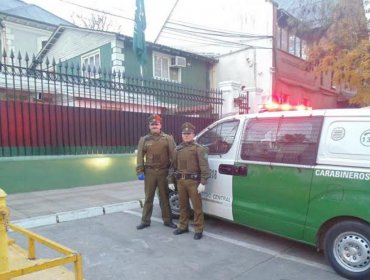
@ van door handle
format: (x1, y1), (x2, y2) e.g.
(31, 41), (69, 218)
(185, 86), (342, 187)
(218, 164), (247, 176)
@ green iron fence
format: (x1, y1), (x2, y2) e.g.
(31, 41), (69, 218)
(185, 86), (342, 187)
(0, 50), (223, 156)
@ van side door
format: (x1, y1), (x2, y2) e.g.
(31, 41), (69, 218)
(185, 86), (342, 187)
(233, 116), (323, 240)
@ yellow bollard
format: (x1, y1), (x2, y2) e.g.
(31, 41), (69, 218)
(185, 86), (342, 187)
(0, 188), (9, 273)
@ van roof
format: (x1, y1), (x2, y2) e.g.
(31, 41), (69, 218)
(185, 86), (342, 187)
(221, 108), (370, 121)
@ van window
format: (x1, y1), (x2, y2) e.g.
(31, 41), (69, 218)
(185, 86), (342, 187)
(241, 116), (323, 165)
(240, 118), (279, 162)
(197, 120), (240, 154)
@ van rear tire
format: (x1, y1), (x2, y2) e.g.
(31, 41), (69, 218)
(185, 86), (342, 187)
(324, 220), (370, 280)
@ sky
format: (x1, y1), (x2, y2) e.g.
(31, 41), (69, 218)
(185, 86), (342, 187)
(22, 0), (272, 55)
(23, 0), (176, 42)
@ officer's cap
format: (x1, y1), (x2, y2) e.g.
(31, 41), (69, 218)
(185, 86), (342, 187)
(182, 122), (195, 134)
(148, 114), (161, 124)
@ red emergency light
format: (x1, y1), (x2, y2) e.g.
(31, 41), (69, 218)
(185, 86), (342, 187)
(258, 102), (312, 112)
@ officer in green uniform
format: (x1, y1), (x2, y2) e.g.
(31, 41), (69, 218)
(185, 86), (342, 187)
(168, 122), (210, 240)
(136, 114), (177, 230)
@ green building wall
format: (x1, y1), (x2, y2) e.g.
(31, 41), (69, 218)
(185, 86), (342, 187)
(124, 40), (211, 90)
(57, 39), (211, 90)
(0, 154), (137, 194)
(61, 43), (112, 75)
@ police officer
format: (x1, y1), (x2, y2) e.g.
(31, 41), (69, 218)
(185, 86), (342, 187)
(136, 114), (177, 230)
(168, 122), (210, 240)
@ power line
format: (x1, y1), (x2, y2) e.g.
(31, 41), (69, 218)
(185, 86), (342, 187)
(154, 0), (179, 43)
(49, 0), (272, 54)
(168, 20), (272, 38)
(58, 0), (134, 22)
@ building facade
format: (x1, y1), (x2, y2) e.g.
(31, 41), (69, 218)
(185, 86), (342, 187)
(213, 0), (354, 116)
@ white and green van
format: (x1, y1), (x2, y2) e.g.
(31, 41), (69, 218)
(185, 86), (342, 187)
(170, 108), (370, 280)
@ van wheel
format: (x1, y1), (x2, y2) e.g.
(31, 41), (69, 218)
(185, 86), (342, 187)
(324, 221), (370, 280)
(169, 190), (180, 219)
(168, 190), (194, 219)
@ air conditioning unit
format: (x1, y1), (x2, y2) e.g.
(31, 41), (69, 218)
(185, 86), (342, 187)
(171, 56), (186, 67)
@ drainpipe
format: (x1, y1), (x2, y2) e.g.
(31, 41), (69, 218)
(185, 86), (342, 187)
(0, 189), (9, 273)
(253, 48), (257, 93)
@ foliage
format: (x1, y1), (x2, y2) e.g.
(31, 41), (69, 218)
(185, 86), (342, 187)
(71, 12), (112, 31)
(288, 0), (370, 106)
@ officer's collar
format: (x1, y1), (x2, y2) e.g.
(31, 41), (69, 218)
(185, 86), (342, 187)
(183, 140), (194, 145)
(150, 131), (162, 136)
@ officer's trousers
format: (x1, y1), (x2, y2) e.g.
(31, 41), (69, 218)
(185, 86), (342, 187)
(141, 168), (172, 225)
(177, 179), (204, 233)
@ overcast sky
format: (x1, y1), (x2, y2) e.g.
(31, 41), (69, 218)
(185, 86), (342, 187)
(22, 0), (269, 54)
(23, 0), (176, 41)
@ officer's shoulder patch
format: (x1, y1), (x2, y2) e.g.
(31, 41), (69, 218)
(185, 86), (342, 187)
(143, 134), (152, 141)
(176, 143), (185, 150)
(195, 143), (208, 155)
(195, 143), (206, 150)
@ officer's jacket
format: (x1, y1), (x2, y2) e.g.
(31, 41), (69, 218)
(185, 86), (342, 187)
(169, 141), (210, 185)
(136, 132), (176, 174)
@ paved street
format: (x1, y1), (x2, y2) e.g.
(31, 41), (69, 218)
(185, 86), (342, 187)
(9, 207), (345, 280)
(6, 182), (345, 280)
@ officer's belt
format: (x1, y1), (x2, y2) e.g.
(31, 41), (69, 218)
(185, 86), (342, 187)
(175, 173), (200, 180)
(144, 165), (167, 170)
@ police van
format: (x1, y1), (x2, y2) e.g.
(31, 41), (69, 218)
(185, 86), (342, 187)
(170, 108), (370, 280)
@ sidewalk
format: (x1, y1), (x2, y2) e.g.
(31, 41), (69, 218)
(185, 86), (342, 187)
(7, 181), (145, 221)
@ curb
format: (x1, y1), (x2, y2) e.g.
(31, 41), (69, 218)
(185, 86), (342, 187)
(10, 199), (146, 230)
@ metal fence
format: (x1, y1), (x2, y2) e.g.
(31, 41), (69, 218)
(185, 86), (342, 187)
(0, 50), (223, 156)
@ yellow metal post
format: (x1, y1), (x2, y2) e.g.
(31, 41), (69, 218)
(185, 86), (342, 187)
(0, 188), (9, 273)
(28, 238), (36, 260)
(74, 253), (84, 280)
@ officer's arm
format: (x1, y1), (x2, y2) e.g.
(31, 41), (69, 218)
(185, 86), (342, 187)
(167, 148), (178, 184)
(168, 135), (176, 167)
(136, 137), (145, 174)
(197, 146), (210, 185)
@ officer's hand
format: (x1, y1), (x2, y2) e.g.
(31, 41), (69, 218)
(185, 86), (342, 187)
(168, 183), (175, 191)
(137, 173), (145, 181)
(197, 183), (205, 193)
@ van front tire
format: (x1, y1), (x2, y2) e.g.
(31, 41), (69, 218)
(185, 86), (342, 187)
(324, 221), (370, 280)
(169, 190), (180, 219)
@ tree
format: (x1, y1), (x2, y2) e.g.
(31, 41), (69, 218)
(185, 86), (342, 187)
(289, 0), (370, 106)
(71, 12), (112, 31)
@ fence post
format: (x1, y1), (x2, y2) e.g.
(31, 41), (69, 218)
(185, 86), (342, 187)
(0, 188), (9, 273)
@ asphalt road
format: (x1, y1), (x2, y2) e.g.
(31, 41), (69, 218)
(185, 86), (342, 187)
(10, 206), (345, 280)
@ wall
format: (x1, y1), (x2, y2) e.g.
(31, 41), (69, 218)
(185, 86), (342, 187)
(213, 0), (274, 114)
(0, 154), (137, 194)
(2, 21), (53, 57)
(124, 39), (211, 90)
(216, 48), (273, 113)
(274, 50), (338, 108)
(46, 28), (114, 64)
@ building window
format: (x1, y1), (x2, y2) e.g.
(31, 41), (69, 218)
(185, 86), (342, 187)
(37, 36), (50, 52)
(278, 27), (308, 61)
(153, 52), (181, 83)
(330, 71), (336, 89)
(288, 34), (296, 55)
(81, 50), (100, 77)
(277, 26), (282, 49)
(295, 37), (301, 57)
(301, 40), (308, 60)
(281, 28), (288, 51)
